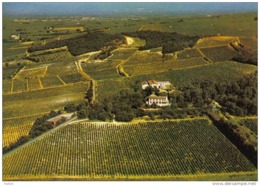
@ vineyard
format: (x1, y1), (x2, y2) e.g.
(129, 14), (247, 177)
(108, 48), (137, 60)
(12, 79), (27, 93)
(86, 69), (121, 80)
(3, 83), (89, 118)
(3, 66), (22, 79)
(81, 60), (120, 72)
(28, 78), (41, 90)
(97, 78), (133, 101)
(129, 61), (257, 88)
(45, 61), (78, 76)
(3, 115), (42, 147)
(29, 50), (73, 63)
(177, 49), (202, 59)
(40, 75), (64, 88)
(15, 66), (46, 79)
(124, 57), (208, 76)
(199, 45), (238, 62)
(59, 73), (87, 84)
(3, 80), (12, 94)
(125, 51), (164, 65)
(239, 37), (257, 51)
(3, 119), (256, 180)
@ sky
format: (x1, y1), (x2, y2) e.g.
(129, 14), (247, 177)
(2, 2), (258, 16)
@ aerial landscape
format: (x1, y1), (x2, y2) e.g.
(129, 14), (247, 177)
(2, 2), (258, 182)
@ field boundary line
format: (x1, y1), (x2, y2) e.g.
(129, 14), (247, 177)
(38, 77), (43, 89)
(12, 66), (25, 79)
(10, 79), (14, 93)
(43, 66), (48, 77)
(196, 49), (213, 63)
(57, 75), (67, 85)
(26, 79), (29, 92)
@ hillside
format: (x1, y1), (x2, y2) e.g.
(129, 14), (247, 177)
(2, 12), (257, 181)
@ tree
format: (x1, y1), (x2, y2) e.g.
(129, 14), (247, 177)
(77, 109), (88, 119)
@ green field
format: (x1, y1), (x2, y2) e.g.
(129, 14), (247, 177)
(3, 119), (256, 180)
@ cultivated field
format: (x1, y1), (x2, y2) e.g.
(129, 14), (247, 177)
(3, 119), (256, 180)
(3, 115), (43, 147)
(199, 45), (238, 62)
(3, 82), (89, 119)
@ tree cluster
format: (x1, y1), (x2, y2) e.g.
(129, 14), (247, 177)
(179, 72), (257, 116)
(230, 42), (257, 65)
(28, 32), (126, 57)
(123, 30), (200, 55)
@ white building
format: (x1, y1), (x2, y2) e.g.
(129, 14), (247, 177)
(142, 80), (173, 90)
(146, 94), (170, 107)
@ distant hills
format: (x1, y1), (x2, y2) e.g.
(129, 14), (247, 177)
(3, 2), (258, 16)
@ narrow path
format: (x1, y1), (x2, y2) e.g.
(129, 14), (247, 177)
(57, 75), (66, 85)
(3, 116), (78, 158)
(196, 48), (213, 63)
(10, 79), (14, 93)
(26, 79), (29, 92)
(38, 77), (43, 89)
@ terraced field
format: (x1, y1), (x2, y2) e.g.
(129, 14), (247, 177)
(3, 119), (256, 180)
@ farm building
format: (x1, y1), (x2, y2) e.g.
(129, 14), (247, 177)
(47, 113), (73, 125)
(141, 80), (173, 90)
(146, 94), (170, 107)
